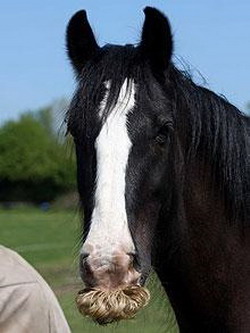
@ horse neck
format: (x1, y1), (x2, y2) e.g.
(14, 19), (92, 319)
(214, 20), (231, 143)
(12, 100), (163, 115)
(155, 154), (250, 331)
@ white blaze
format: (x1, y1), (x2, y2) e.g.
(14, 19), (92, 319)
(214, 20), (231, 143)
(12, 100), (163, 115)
(82, 79), (136, 258)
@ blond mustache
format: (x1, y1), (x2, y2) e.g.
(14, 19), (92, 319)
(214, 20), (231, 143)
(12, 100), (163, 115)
(76, 285), (150, 325)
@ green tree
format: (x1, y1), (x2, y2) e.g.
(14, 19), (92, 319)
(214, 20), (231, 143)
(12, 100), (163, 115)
(0, 113), (76, 202)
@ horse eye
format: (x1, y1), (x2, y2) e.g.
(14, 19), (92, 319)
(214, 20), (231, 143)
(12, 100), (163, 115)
(155, 133), (168, 145)
(155, 124), (171, 145)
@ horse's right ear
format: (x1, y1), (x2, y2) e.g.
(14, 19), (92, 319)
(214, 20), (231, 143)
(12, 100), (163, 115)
(66, 10), (99, 74)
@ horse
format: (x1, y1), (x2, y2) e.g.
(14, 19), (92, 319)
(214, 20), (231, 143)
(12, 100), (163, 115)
(65, 7), (250, 332)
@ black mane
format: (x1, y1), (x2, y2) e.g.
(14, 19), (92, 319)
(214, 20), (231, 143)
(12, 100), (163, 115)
(169, 66), (250, 225)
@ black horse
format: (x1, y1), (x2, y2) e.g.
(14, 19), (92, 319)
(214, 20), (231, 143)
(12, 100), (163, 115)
(66, 7), (250, 332)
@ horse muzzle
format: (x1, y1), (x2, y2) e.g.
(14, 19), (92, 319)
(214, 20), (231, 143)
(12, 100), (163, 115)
(76, 250), (150, 324)
(80, 250), (141, 289)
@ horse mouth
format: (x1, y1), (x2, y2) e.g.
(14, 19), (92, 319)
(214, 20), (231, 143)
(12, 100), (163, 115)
(76, 284), (150, 325)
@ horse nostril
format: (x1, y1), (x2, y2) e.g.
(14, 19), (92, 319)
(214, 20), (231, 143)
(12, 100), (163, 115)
(80, 252), (90, 272)
(127, 252), (135, 265)
(127, 252), (140, 270)
(80, 252), (90, 261)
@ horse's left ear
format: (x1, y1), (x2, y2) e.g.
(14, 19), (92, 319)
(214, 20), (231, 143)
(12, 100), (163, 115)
(140, 7), (173, 74)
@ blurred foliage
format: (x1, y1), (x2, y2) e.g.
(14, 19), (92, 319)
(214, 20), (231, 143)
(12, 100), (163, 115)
(0, 105), (76, 202)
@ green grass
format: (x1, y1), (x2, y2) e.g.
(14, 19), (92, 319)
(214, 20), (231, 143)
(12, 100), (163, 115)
(0, 208), (178, 333)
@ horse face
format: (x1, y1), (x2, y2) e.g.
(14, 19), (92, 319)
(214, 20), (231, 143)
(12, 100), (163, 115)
(66, 8), (173, 292)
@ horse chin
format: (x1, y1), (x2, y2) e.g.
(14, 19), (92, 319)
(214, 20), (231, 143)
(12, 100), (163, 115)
(76, 284), (150, 325)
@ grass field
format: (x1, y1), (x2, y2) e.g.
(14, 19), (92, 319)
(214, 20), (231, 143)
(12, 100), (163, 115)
(0, 208), (178, 333)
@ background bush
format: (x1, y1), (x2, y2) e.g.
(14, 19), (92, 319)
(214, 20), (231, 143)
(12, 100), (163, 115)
(0, 105), (76, 202)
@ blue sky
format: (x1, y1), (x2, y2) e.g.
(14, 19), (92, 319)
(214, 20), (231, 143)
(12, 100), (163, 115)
(0, 0), (249, 123)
